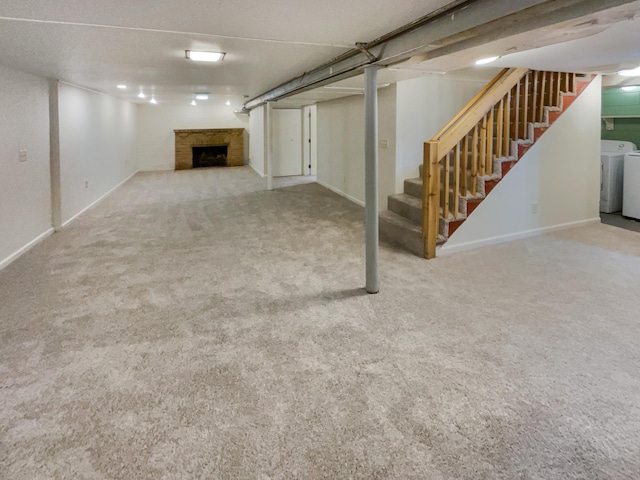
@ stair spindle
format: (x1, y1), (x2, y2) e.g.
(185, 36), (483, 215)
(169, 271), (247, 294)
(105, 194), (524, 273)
(479, 115), (487, 177)
(503, 90), (511, 157)
(454, 143), (461, 216)
(487, 107), (494, 176)
(461, 135), (469, 197)
(496, 98), (504, 159)
(471, 124), (479, 196)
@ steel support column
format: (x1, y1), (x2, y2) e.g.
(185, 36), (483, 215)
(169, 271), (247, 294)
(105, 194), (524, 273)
(364, 66), (379, 294)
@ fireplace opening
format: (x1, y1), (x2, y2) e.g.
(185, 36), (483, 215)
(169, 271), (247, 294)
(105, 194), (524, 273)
(192, 145), (228, 168)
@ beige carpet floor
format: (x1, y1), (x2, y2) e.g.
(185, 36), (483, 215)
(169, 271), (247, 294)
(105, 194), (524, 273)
(1, 166), (640, 479)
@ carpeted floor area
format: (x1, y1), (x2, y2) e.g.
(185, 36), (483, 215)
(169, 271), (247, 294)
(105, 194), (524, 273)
(1, 166), (640, 479)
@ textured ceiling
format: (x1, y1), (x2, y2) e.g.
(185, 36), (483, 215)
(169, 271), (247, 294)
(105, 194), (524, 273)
(0, 0), (639, 108)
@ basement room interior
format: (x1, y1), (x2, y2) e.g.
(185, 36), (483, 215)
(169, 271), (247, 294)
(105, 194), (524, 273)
(1, 1), (640, 478)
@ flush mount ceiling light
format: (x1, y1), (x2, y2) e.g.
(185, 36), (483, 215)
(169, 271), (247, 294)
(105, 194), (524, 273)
(117, 84), (127, 89)
(621, 86), (638, 91)
(191, 100), (197, 106)
(475, 56), (500, 65)
(225, 99), (231, 106)
(138, 92), (146, 99)
(618, 67), (640, 77)
(195, 94), (209, 100)
(150, 98), (157, 104)
(186, 50), (225, 62)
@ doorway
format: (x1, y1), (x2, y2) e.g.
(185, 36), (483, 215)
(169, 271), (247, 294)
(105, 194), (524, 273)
(273, 108), (303, 176)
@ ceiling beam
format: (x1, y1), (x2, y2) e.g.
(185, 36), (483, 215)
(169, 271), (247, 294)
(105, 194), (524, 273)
(244, 0), (637, 110)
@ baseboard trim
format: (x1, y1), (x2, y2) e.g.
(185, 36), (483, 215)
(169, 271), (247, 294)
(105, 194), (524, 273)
(61, 170), (138, 228)
(248, 162), (265, 178)
(316, 180), (365, 207)
(138, 166), (174, 172)
(438, 218), (601, 256)
(0, 228), (55, 272)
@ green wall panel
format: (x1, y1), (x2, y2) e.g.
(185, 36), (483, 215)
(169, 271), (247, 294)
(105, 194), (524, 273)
(601, 87), (640, 147)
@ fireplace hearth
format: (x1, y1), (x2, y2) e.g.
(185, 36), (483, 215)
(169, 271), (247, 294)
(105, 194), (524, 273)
(192, 145), (228, 168)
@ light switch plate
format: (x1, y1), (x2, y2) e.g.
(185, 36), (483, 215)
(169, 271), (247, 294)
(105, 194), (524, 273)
(19, 150), (27, 162)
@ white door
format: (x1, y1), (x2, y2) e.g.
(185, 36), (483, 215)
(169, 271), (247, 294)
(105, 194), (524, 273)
(273, 109), (303, 176)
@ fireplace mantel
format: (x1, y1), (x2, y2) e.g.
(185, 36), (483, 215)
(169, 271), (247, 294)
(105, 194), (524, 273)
(174, 128), (244, 170)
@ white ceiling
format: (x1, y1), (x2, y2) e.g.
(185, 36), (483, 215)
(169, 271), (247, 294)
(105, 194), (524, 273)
(0, 0), (452, 107)
(1, 0), (639, 109)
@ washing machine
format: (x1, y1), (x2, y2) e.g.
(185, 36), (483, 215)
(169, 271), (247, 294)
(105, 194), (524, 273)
(623, 151), (640, 219)
(600, 140), (637, 213)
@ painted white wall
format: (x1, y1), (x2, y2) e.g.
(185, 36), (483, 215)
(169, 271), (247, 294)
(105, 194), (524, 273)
(273, 108), (303, 176)
(58, 83), (138, 225)
(0, 66), (52, 269)
(137, 102), (249, 171)
(317, 85), (397, 210)
(441, 76), (602, 254)
(249, 105), (266, 177)
(395, 74), (487, 193)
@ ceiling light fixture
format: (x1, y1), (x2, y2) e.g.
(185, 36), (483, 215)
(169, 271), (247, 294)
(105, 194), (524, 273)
(138, 92), (146, 99)
(186, 50), (225, 62)
(475, 56), (500, 65)
(621, 86), (638, 91)
(225, 99), (231, 106)
(191, 100), (197, 106)
(195, 94), (209, 100)
(150, 98), (157, 104)
(618, 67), (640, 77)
(117, 84), (127, 89)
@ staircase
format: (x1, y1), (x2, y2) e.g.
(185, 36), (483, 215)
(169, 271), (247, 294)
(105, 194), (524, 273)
(380, 68), (593, 259)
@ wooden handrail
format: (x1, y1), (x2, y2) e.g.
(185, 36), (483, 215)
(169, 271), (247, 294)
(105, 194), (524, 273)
(434, 68), (529, 160)
(432, 68), (510, 141)
(421, 68), (577, 259)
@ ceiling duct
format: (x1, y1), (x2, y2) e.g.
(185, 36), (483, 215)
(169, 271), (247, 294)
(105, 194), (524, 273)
(244, 0), (638, 110)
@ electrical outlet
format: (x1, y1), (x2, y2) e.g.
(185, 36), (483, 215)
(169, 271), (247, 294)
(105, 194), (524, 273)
(84, 180), (89, 189)
(19, 150), (27, 162)
(531, 202), (538, 214)
(379, 139), (389, 149)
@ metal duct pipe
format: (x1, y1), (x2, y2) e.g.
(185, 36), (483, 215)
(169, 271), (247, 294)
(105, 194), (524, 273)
(244, 0), (637, 110)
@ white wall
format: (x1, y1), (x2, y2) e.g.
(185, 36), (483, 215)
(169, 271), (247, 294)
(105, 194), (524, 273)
(0, 66), (52, 269)
(317, 85), (397, 210)
(395, 74), (487, 193)
(249, 105), (265, 177)
(58, 83), (138, 225)
(137, 102), (249, 171)
(441, 76), (602, 254)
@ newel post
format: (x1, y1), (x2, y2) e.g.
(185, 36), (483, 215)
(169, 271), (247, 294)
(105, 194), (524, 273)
(423, 141), (440, 259)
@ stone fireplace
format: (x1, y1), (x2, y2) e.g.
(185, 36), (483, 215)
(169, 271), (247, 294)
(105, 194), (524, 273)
(174, 129), (244, 170)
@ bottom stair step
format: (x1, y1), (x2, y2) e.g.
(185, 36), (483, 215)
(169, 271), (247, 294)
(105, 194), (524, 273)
(379, 210), (424, 258)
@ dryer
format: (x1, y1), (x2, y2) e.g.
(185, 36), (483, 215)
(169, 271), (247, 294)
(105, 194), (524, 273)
(600, 140), (637, 213)
(623, 151), (640, 219)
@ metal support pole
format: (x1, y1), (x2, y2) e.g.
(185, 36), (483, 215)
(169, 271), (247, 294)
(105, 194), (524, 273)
(266, 101), (274, 191)
(364, 66), (379, 294)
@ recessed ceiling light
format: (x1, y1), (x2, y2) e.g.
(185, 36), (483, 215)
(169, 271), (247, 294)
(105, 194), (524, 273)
(150, 98), (157, 104)
(186, 50), (225, 62)
(475, 56), (500, 65)
(195, 94), (209, 100)
(191, 100), (197, 106)
(225, 99), (231, 106)
(618, 67), (640, 77)
(138, 92), (146, 99)
(117, 84), (127, 89)
(621, 86), (638, 91)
